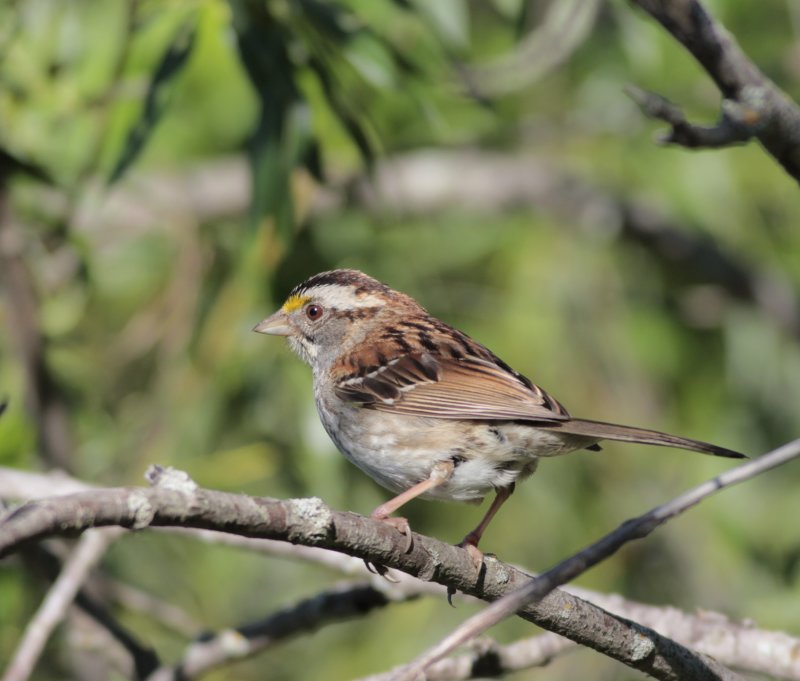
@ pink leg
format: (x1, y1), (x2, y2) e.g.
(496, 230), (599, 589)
(370, 460), (455, 552)
(459, 483), (515, 566)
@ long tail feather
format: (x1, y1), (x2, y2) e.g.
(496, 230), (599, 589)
(549, 418), (746, 459)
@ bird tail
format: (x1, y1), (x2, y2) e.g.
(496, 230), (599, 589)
(548, 418), (746, 459)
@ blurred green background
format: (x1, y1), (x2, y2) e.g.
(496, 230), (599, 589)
(1, 0), (799, 679)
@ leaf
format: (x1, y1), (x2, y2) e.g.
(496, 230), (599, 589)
(249, 100), (315, 241)
(248, 101), (291, 239)
(108, 20), (196, 185)
(379, 38), (423, 77)
(306, 55), (374, 167)
(0, 147), (52, 184)
(411, 0), (470, 51)
(345, 34), (396, 88)
(303, 139), (323, 183)
(234, 3), (310, 240)
(297, 0), (354, 44)
(487, 0), (526, 22)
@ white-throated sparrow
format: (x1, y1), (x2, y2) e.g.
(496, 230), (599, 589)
(254, 269), (744, 559)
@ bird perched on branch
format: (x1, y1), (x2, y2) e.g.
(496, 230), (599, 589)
(254, 269), (744, 563)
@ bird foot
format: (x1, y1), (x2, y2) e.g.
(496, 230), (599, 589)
(371, 514), (414, 553)
(457, 533), (485, 571)
(364, 515), (413, 580)
(447, 536), (486, 605)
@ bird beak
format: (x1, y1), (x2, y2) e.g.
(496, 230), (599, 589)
(253, 311), (292, 336)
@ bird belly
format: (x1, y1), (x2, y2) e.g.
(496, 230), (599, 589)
(315, 397), (586, 503)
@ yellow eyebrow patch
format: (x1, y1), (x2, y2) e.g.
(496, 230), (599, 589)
(282, 294), (311, 313)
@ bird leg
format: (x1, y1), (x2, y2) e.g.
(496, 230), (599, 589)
(364, 460), (455, 581)
(365, 460), (455, 578)
(458, 483), (515, 567)
(370, 459), (455, 553)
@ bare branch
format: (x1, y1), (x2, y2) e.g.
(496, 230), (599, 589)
(5, 465), (799, 680)
(1, 473), (162, 677)
(0, 467), (442, 595)
(145, 582), (410, 681)
(626, 85), (757, 148)
(22, 544), (161, 678)
(3, 441), (798, 681)
(2, 529), (120, 681)
(357, 633), (575, 681)
(395, 438), (800, 681)
(576, 587), (800, 681)
(0, 483), (712, 681)
(100, 577), (201, 639)
(0, 468), (93, 498)
(629, 0), (800, 181)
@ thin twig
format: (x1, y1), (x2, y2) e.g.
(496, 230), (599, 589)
(145, 582), (410, 681)
(393, 438), (800, 681)
(22, 544), (161, 678)
(102, 578), (201, 638)
(2, 529), (121, 681)
(626, 85), (758, 148)
(356, 633), (575, 681)
(573, 586), (800, 681)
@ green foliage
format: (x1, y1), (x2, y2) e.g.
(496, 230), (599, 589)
(1, 1), (799, 679)
(109, 19), (198, 184)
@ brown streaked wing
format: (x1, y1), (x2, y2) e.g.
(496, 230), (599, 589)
(335, 353), (569, 422)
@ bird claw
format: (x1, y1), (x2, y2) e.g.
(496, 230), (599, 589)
(445, 539), (486, 605)
(363, 559), (399, 582)
(363, 515), (413, 580)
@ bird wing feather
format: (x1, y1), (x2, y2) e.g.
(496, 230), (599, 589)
(335, 352), (569, 422)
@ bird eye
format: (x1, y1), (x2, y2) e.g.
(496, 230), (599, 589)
(305, 304), (324, 321)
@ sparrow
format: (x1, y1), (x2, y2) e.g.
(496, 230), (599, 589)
(254, 269), (744, 562)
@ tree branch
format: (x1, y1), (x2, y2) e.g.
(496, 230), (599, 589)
(394, 438), (800, 681)
(0, 479), (700, 666)
(4, 465), (799, 679)
(2, 529), (119, 681)
(629, 0), (800, 181)
(0, 475), (708, 680)
(145, 582), (410, 681)
(100, 577), (200, 639)
(21, 544), (161, 679)
(626, 85), (757, 148)
(3, 444), (799, 681)
(357, 633), (575, 681)
(574, 586), (800, 681)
